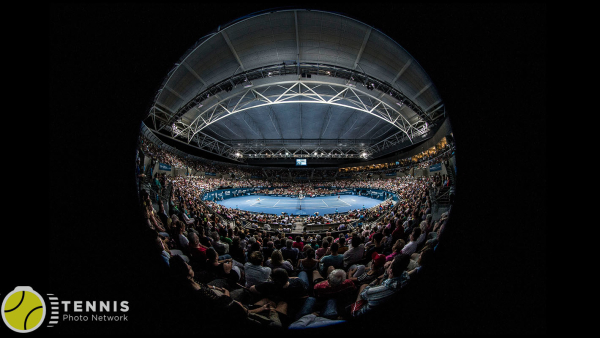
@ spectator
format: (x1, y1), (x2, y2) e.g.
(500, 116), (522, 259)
(244, 251), (271, 288)
(168, 254), (280, 329)
(337, 236), (349, 255)
(262, 241), (275, 263)
(175, 221), (189, 254)
(385, 239), (406, 262)
(313, 269), (356, 300)
(352, 254), (411, 317)
(281, 239), (300, 266)
(347, 253), (386, 286)
(266, 250), (294, 273)
(317, 242), (344, 278)
(220, 228), (233, 245)
(210, 231), (229, 257)
(205, 247), (241, 285)
(249, 268), (308, 302)
(364, 232), (384, 259)
(181, 207), (195, 227)
(315, 240), (329, 260)
(401, 228), (421, 256)
(343, 234), (365, 269)
(229, 236), (246, 264)
(247, 241), (262, 261)
(408, 245), (435, 281)
(273, 239), (283, 250)
(297, 248), (318, 271)
(187, 232), (208, 271)
(292, 236), (304, 251)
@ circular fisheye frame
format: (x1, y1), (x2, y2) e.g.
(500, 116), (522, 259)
(135, 8), (454, 332)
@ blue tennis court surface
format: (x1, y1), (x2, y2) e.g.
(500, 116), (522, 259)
(216, 195), (382, 216)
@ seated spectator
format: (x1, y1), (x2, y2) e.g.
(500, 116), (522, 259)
(210, 231), (229, 257)
(246, 236), (257, 251)
(292, 236), (304, 251)
(249, 268), (308, 302)
(220, 228), (233, 245)
(281, 240), (300, 266)
(403, 219), (414, 239)
(181, 209), (195, 227)
(244, 251), (271, 288)
(316, 242), (344, 281)
(297, 248), (318, 271)
(313, 269), (356, 300)
(364, 232), (384, 260)
(205, 247), (241, 285)
(347, 253), (386, 286)
(408, 245), (435, 281)
(385, 239), (405, 262)
(168, 254), (280, 329)
(343, 234), (364, 268)
(266, 250), (294, 273)
(294, 245), (304, 261)
(414, 225), (427, 250)
(381, 228), (394, 255)
(187, 232), (208, 271)
(391, 218), (405, 243)
(273, 239), (283, 250)
(229, 236), (246, 264)
(156, 200), (170, 232)
(262, 241), (275, 263)
(174, 221), (190, 254)
(337, 236), (349, 255)
(315, 240), (329, 260)
(351, 254), (411, 317)
(307, 237), (319, 250)
(154, 233), (171, 272)
(401, 228), (421, 256)
(246, 241), (262, 261)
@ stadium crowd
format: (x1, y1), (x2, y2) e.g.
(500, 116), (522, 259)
(137, 134), (453, 331)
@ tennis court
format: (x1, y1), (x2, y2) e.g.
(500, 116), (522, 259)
(216, 194), (382, 216)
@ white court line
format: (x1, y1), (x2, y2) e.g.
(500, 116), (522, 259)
(339, 199), (352, 206)
(321, 199), (329, 207)
(273, 199), (281, 206)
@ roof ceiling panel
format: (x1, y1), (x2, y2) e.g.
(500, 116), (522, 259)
(150, 9), (443, 157)
(185, 34), (240, 84)
(360, 31), (412, 84)
(298, 104), (327, 139)
(156, 91), (184, 113)
(169, 72), (203, 105)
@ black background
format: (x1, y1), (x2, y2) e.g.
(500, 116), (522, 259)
(41, 3), (545, 335)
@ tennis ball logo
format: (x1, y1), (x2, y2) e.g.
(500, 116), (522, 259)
(2, 287), (46, 333)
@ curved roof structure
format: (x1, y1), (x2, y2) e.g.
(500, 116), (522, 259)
(144, 9), (446, 161)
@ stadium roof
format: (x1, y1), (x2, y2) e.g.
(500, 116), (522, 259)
(143, 9), (446, 162)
